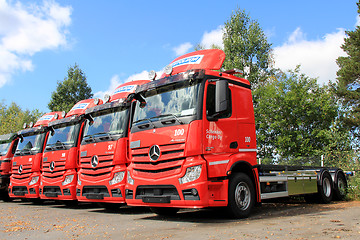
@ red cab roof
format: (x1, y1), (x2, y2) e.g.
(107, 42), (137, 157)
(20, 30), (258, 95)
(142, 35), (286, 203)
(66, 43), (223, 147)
(110, 80), (150, 101)
(66, 98), (103, 117)
(34, 112), (63, 127)
(162, 49), (226, 77)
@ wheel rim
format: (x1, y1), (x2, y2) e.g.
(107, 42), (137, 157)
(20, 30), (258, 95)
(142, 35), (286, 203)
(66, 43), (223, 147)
(235, 182), (251, 210)
(323, 177), (331, 197)
(337, 177), (346, 196)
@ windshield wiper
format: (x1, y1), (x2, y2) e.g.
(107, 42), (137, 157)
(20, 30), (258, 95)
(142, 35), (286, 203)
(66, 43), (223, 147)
(93, 132), (113, 141)
(150, 114), (184, 125)
(55, 141), (66, 150)
(133, 118), (156, 129)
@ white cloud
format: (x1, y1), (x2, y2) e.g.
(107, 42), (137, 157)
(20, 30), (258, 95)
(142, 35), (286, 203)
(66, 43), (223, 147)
(0, 0), (72, 88)
(94, 70), (164, 100)
(172, 42), (193, 56)
(273, 27), (347, 84)
(199, 25), (224, 49)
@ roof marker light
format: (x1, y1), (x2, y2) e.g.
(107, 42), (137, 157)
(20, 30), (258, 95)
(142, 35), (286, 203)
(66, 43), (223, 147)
(148, 70), (157, 80)
(61, 111), (66, 118)
(104, 94), (111, 103)
(164, 65), (173, 75)
(29, 122), (34, 128)
(23, 123), (27, 129)
(54, 113), (59, 119)
(94, 98), (100, 105)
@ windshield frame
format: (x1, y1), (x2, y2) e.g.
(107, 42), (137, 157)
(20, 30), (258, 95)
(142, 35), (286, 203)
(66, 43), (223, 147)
(15, 131), (46, 156)
(81, 106), (130, 145)
(130, 70), (206, 133)
(44, 121), (82, 152)
(0, 142), (11, 156)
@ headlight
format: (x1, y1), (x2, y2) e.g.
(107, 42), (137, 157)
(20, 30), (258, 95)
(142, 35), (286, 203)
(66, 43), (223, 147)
(109, 171), (125, 185)
(62, 175), (74, 186)
(179, 165), (202, 184)
(29, 176), (39, 186)
(127, 171), (134, 185)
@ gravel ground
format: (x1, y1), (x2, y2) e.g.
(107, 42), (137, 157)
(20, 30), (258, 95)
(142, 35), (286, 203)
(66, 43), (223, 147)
(0, 199), (359, 240)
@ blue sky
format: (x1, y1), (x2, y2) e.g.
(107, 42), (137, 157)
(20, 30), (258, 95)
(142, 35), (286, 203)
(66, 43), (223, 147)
(0, 0), (359, 113)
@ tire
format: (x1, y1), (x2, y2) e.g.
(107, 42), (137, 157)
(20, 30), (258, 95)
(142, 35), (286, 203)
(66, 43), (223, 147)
(317, 170), (333, 204)
(150, 207), (179, 216)
(333, 171), (347, 201)
(226, 173), (255, 218)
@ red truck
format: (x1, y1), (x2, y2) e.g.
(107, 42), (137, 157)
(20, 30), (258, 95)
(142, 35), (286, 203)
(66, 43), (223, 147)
(0, 133), (18, 201)
(76, 80), (148, 207)
(40, 99), (102, 203)
(125, 49), (347, 218)
(9, 112), (63, 200)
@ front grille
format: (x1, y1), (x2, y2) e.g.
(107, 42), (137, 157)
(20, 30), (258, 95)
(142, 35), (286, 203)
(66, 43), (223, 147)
(12, 186), (28, 196)
(79, 154), (114, 178)
(42, 159), (66, 179)
(43, 186), (62, 197)
(131, 143), (185, 178)
(135, 185), (180, 200)
(82, 186), (110, 197)
(11, 164), (32, 179)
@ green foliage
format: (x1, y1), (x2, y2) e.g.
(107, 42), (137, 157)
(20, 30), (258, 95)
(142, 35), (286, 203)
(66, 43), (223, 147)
(48, 63), (93, 112)
(222, 8), (273, 88)
(255, 67), (347, 165)
(334, 1), (360, 133)
(0, 100), (43, 135)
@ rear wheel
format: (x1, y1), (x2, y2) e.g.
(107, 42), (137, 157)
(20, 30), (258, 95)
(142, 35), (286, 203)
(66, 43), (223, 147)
(333, 171), (347, 200)
(226, 173), (255, 218)
(150, 207), (179, 216)
(317, 171), (333, 203)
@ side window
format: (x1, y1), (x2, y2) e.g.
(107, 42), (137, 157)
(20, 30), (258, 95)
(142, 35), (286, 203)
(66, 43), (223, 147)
(206, 83), (232, 119)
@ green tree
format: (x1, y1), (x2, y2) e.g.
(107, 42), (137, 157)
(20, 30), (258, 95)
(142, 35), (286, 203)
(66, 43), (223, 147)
(256, 67), (345, 165)
(334, 1), (360, 133)
(48, 64), (93, 112)
(222, 8), (273, 88)
(0, 101), (43, 134)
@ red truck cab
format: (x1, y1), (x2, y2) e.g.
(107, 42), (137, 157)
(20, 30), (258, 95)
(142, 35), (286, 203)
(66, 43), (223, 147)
(40, 99), (101, 202)
(0, 133), (18, 201)
(9, 112), (63, 200)
(125, 49), (258, 216)
(77, 80), (148, 206)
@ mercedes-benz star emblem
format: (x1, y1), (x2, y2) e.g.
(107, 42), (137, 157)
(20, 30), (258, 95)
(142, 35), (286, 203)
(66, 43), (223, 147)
(50, 161), (55, 171)
(91, 155), (99, 168)
(149, 145), (161, 161)
(18, 165), (23, 174)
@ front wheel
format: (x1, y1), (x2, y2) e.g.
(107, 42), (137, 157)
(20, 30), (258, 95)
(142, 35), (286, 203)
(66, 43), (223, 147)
(227, 173), (255, 218)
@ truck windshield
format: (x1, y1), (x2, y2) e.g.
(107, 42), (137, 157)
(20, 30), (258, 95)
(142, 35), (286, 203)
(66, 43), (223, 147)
(15, 132), (45, 156)
(46, 123), (80, 151)
(133, 82), (201, 125)
(82, 108), (128, 143)
(0, 142), (11, 156)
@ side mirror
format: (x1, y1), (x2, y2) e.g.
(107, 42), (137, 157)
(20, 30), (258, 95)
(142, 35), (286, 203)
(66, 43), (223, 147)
(215, 80), (230, 115)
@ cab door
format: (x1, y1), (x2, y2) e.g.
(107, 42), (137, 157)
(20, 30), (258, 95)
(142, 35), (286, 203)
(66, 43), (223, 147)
(202, 80), (238, 177)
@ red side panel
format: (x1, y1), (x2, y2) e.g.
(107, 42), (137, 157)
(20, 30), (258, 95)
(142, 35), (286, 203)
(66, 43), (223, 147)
(163, 49), (226, 77)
